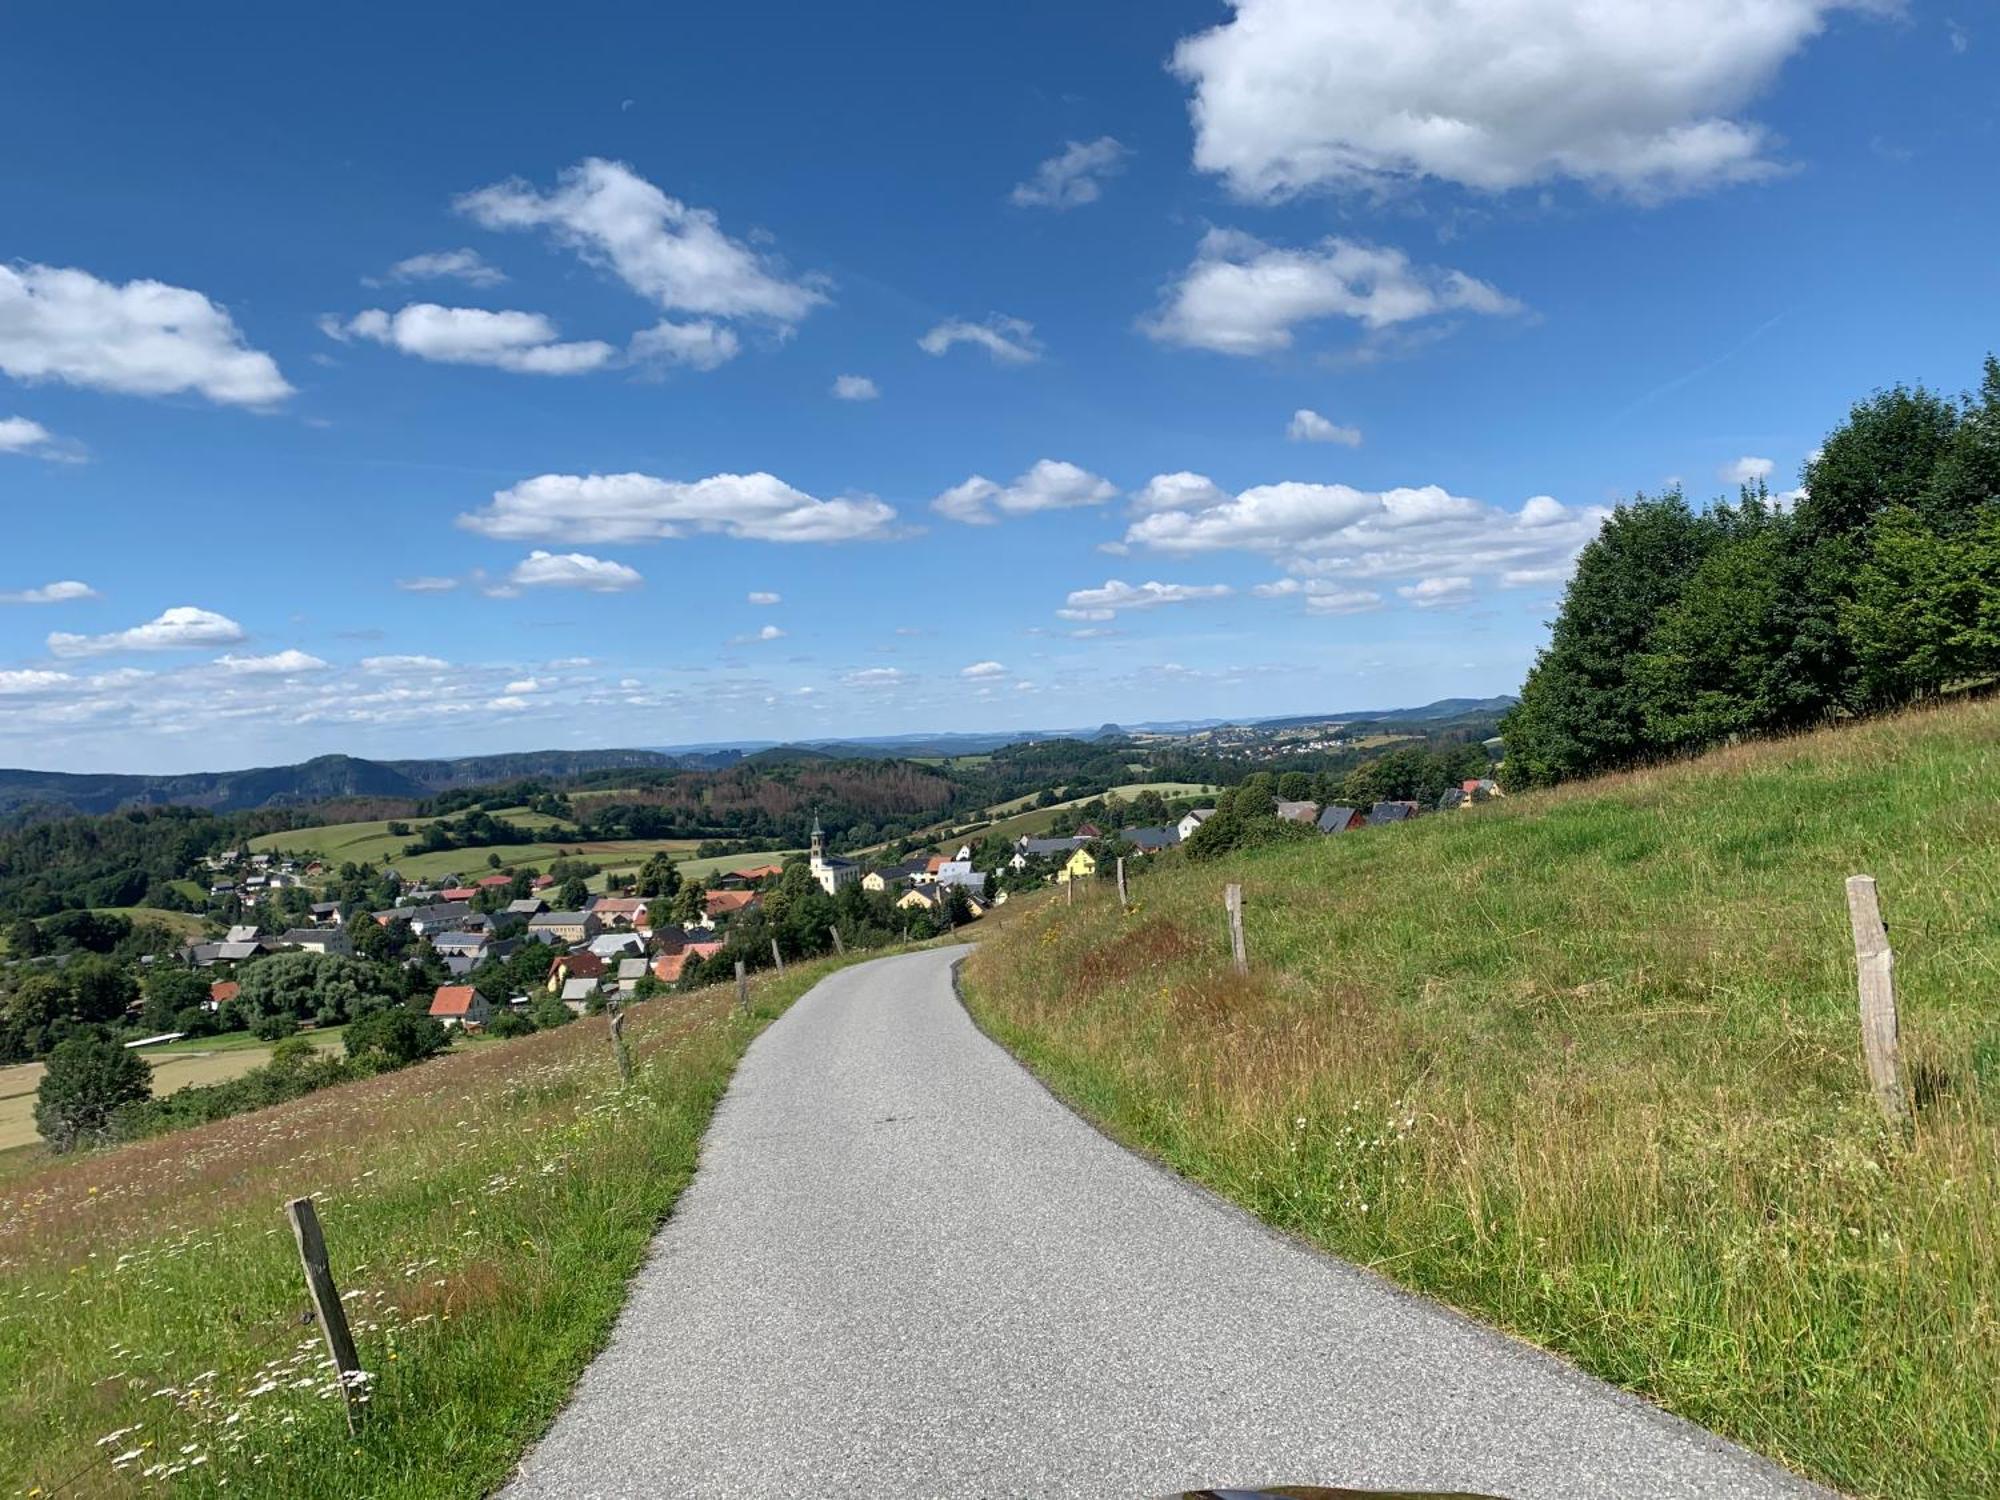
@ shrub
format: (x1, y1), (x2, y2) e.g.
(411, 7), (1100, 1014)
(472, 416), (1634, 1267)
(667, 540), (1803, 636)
(250, 1011), (298, 1042)
(528, 996), (575, 1030)
(35, 1035), (151, 1151)
(344, 1007), (449, 1070)
(484, 1010), (536, 1039)
(268, 1034), (319, 1069)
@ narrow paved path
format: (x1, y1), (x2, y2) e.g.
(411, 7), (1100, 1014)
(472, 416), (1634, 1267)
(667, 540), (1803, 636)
(507, 948), (1828, 1500)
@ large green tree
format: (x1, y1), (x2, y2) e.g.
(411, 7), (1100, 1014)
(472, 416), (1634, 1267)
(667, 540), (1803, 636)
(35, 1034), (150, 1151)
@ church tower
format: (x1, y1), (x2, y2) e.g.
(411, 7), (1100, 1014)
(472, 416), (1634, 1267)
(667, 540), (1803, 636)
(810, 815), (824, 862)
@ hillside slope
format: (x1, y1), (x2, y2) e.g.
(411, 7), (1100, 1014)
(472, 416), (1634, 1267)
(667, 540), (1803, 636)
(962, 697), (1999, 1500)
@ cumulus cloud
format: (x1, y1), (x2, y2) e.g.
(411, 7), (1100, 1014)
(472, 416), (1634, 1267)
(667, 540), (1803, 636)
(931, 459), (1117, 525)
(918, 314), (1043, 365)
(506, 550), (644, 592)
(960, 660), (1007, 679)
(0, 669), (74, 695)
(1131, 471), (1232, 515)
(1142, 230), (1522, 356)
(1125, 473), (1610, 596)
(48, 606), (247, 658)
(1058, 579), (1233, 620)
(0, 579), (97, 605)
(842, 667), (906, 689)
(1010, 137), (1129, 208)
(1287, 409), (1362, 445)
(457, 157), (826, 329)
(1170, 0), (1888, 202)
(831, 373), (880, 400)
(627, 318), (740, 370)
(322, 304), (615, 375)
(732, 624), (785, 644)
(747, 591), (782, 605)
(377, 248), (506, 288)
(0, 263), (292, 405)
(1398, 575), (1475, 608)
(0, 415), (84, 461)
(460, 470), (897, 545)
(396, 576), (460, 593)
(1722, 454), (1776, 484)
(215, 650), (330, 675)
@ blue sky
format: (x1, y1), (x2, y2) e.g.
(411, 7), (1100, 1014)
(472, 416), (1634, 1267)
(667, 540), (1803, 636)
(1, 0), (1991, 772)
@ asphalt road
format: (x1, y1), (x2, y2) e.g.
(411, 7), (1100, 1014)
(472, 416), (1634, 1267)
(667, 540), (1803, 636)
(505, 947), (1829, 1500)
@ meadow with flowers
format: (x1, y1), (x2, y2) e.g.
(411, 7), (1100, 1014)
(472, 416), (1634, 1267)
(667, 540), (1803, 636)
(961, 696), (2000, 1500)
(0, 955), (865, 1497)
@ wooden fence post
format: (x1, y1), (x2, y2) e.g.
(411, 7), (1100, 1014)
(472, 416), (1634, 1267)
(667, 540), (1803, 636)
(734, 958), (750, 1014)
(829, 925), (846, 956)
(1116, 856), (1128, 910)
(770, 938), (785, 974)
(1845, 874), (1907, 1130)
(285, 1197), (363, 1434)
(1066, 875), (1075, 907)
(607, 1000), (631, 1085)
(1224, 883), (1248, 976)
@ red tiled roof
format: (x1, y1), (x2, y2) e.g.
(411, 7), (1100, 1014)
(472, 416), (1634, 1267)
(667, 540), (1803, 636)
(731, 863), (784, 881)
(925, 855), (945, 873)
(532, 874), (557, 888)
(430, 985), (482, 1017)
(210, 981), (240, 1005)
(704, 890), (759, 917)
(550, 951), (606, 979)
(477, 873), (513, 888)
(649, 943), (721, 982)
(440, 886), (478, 902)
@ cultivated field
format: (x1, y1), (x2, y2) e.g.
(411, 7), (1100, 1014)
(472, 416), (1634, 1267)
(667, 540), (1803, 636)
(901, 781), (1221, 853)
(248, 813), (714, 886)
(0, 1032), (345, 1152)
(0, 953), (881, 1496)
(963, 698), (2000, 1500)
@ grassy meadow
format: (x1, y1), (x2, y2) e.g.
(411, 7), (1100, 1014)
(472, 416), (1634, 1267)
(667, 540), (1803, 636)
(0, 952), (875, 1497)
(961, 697), (2000, 1500)
(899, 780), (1222, 854)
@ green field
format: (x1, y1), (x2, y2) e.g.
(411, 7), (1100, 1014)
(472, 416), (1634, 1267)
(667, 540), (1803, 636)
(248, 812), (712, 886)
(963, 699), (1999, 1500)
(0, 950), (896, 1495)
(906, 781), (1220, 852)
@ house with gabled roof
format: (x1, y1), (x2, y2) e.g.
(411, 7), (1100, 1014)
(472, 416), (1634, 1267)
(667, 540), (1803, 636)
(1367, 800), (1421, 825)
(1120, 826), (1180, 855)
(429, 985), (492, 1028)
(1318, 805), (1364, 834)
(1176, 808), (1216, 841)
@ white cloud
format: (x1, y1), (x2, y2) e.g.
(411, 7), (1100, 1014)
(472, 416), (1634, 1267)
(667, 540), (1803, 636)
(460, 471), (897, 545)
(488, 696), (530, 712)
(831, 373), (880, 400)
(1131, 471), (1232, 515)
(1126, 473), (1609, 593)
(379, 249), (506, 288)
(1304, 587), (1385, 615)
(504, 678), (540, 694)
(1398, 576), (1475, 608)
(48, 606), (247, 658)
(960, 660), (1007, 679)
(732, 624), (785, 644)
(362, 655), (450, 672)
(215, 650), (330, 675)
(1287, 408), (1362, 445)
(1142, 229), (1521, 356)
(1060, 579), (1234, 618)
(396, 576), (460, 593)
(931, 459), (1117, 525)
(0, 263), (292, 406)
(918, 314), (1042, 365)
(0, 669), (74, 694)
(1722, 455), (1776, 484)
(324, 304), (615, 375)
(627, 319), (739, 370)
(842, 667), (906, 689)
(1170, 0), (1889, 202)
(457, 157), (826, 329)
(747, 591), (782, 605)
(1010, 137), (1129, 209)
(0, 415), (83, 460)
(506, 550), (644, 592)
(0, 579), (97, 605)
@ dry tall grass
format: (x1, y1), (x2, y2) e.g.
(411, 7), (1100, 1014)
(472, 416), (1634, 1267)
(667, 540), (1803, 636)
(963, 697), (2000, 1500)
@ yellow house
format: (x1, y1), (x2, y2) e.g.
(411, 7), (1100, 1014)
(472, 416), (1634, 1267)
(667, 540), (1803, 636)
(1057, 847), (1098, 883)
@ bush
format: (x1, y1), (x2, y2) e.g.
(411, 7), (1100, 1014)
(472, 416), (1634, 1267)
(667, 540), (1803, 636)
(249, 1011), (298, 1042)
(35, 1035), (151, 1151)
(344, 1007), (449, 1070)
(485, 1010), (536, 1039)
(528, 996), (575, 1030)
(268, 1034), (319, 1070)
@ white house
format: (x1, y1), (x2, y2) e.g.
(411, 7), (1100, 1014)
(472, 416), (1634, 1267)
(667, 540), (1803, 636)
(1177, 808), (1216, 841)
(808, 817), (860, 896)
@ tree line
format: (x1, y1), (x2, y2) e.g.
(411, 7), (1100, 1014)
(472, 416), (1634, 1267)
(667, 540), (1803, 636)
(1503, 356), (2000, 787)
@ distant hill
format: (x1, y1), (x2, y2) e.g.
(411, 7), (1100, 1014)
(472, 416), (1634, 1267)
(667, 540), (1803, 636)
(0, 748), (690, 822)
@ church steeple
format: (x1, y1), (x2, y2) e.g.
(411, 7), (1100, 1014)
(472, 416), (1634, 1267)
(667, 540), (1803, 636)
(810, 815), (824, 862)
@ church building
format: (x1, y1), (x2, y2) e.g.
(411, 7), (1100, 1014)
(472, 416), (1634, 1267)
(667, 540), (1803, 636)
(808, 816), (860, 896)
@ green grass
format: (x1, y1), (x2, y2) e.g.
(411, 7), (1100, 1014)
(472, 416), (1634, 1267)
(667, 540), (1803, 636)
(0, 953), (875, 1497)
(903, 782), (1221, 854)
(962, 698), (2000, 1500)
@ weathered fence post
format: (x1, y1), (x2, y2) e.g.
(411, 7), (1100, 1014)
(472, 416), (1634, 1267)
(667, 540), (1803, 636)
(285, 1197), (363, 1434)
(1116, 856), (1128, 910)
(829, 925), (846, 956)
(734, 958), (750, 1014)
(1845, 874), (1907, 1130)
(1066, 875), (1075, 907)
(1224, 883), (1248, 976)
(607, 999), (632, 1084)
(770, 938), (785, 974)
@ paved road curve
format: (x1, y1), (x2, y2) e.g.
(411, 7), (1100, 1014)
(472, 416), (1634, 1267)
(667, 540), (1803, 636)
(507, 947), (1828, 1500)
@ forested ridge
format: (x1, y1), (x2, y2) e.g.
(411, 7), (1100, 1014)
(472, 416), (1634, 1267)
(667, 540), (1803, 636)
(1504, 355), (2000, 786)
